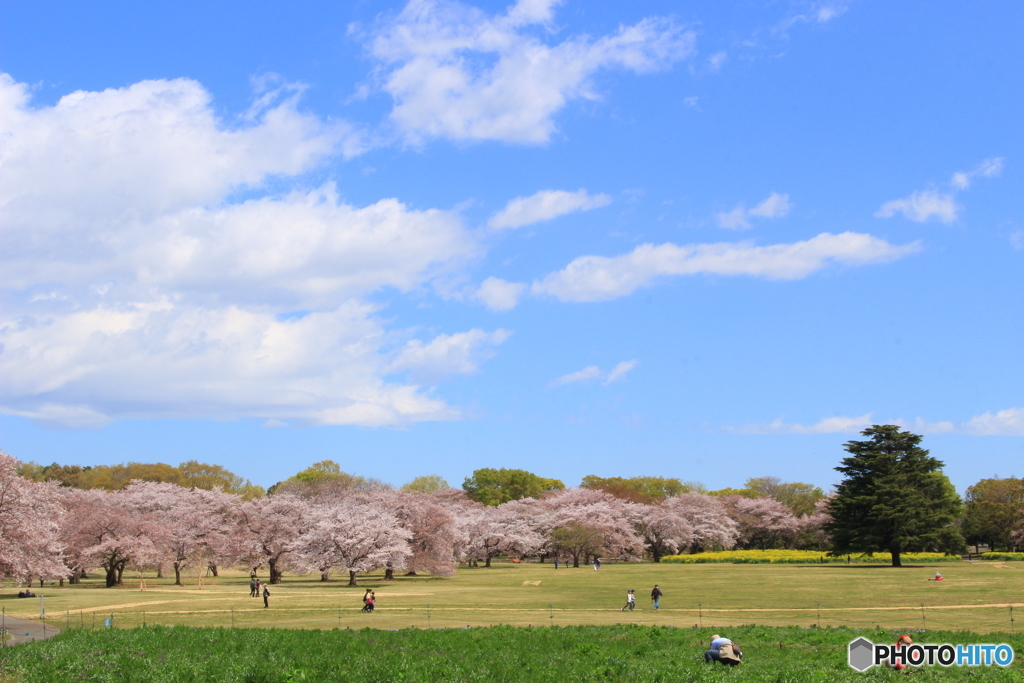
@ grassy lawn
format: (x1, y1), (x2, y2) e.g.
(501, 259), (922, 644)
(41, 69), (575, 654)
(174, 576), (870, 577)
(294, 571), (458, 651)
(3, 624), (1024, 682)
(3, 559), (1022, 634)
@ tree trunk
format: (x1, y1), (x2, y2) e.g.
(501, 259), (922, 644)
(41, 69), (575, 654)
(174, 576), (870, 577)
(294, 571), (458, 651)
(116, 560), (126, 585)
(156, 565), (164, 579)
(485, 555), (492, 568)
(405, 571), (418, 576)
(384, 567), (394, 580)
(268, 558), (284, 584)
(348, 570), (358, 586)
(104, 564), (119, 588)
(890, 543), (903, 567)
(320, 569), (331, 581)
(174, 562), (183, 586)
(69, 568), (82, 585)
(208, 563), (219, 577)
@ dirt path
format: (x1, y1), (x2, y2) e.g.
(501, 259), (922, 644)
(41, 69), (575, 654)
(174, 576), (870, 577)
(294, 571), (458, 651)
(1, 615), (60, 645)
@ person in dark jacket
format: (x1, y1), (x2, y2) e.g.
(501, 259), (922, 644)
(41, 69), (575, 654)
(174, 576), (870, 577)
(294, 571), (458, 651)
(650, 585), (662, 609)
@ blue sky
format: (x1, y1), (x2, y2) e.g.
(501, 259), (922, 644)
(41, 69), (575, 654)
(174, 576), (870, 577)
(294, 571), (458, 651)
(1, 0), (1021, 493)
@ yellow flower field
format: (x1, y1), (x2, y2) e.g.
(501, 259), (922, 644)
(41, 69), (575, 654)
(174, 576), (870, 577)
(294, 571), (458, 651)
(661, 549), (961, 563)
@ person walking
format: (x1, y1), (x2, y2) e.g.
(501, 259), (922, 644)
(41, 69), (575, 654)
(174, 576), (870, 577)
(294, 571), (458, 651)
(262, 585), (270, 609)
(361, 589), (372, 612)
(621, 589), (636, 611)
(249, 578), (257, 597)
(254, 579), (261, 598)
(554, 559), (559, 570)
(650, 585), (662, 610)
(368, 591), (376, 612)
(593, 557), (601, 570)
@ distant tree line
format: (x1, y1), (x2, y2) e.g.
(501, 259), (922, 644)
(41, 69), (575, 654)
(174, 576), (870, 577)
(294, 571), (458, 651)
(4, 425), (1016, 584)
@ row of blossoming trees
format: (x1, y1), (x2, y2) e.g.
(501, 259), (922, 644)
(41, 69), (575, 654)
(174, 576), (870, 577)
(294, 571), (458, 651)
(0, 451), (835, 588)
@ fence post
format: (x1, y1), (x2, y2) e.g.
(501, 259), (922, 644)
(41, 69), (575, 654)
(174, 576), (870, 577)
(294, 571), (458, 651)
(698, 602), (703, 629)
(427, 604), (431, 629)
(920, 604), (926, 631)
(548, 604), (553, 627)
(816, 603), (821, 628)
(1010, 606), (1015, 634)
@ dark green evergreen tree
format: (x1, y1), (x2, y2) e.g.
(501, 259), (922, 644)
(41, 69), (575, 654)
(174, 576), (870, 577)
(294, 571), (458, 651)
(826, 425), (964, 567)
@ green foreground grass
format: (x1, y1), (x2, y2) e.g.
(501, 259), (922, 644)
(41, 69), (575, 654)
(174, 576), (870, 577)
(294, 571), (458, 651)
(3, 559), (1022, 634)
(3, 624), (1024, 682)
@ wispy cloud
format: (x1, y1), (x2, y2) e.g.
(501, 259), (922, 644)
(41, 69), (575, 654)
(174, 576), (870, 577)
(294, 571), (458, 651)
(727, 407), (1024, 436)
(532, 232), (918, 302)
(489, 189), (610, 230)
(716, 192), (792, 229)
(550, 359), (638, 387)
(875, 190), (959, 223)
(876, 157), (1004, 223)
(728, 413), (874, 434)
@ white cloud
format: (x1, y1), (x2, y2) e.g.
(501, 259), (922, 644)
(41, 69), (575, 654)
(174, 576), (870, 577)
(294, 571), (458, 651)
(1010, 231), (1024, 250)
(716, 192), (792, 229)
(875, 190), (959, 223)
(362, 0), (695, 143)
(815, 4), (849, 23)
(749, 192), (793, 219)
(531, 232), (918, 302)
(550, 365), (603, 387)
(730, 414), (874, 435)
(715, 206), (752, 230)
(550, 359), (637, 387)
(950, 157), (1004, 190)
(0, 74), (498, 428)
(604, 359), (638, 384)
(0, 74), (356, 236)
(488, 189), (611, 230)
(912, 408), (1024, 437)
(0, 301), (466, 427)
(389, 329), (510, 381)
(729, 407), (1024, 436)
(707, 51), (728, 72)
(475, 277), (527, 311)
(877, 157), (1004, 223)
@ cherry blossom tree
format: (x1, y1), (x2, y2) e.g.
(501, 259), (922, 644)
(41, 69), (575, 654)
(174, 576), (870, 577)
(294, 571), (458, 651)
(629, 502), (694, 562)
(123, 481), (242, 585)
(794, 498), (832, 550)
(530, 488), (642, 566)
(60, 487), (161, 587)
(238, 494), (310, 584)
(730, 495), (801, 549)
(0, 451), (67, 583)
(462, 502), (544, 567)
(383, 490), (463, 577)
(290, 496), (411, 585)
(662, 493), (739, 552)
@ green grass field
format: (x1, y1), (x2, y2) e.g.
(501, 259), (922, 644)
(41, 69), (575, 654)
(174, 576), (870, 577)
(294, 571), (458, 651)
(3, 558), (1022, 634)
(2, 624), (1023, 682)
